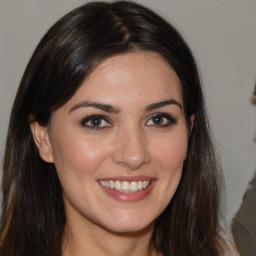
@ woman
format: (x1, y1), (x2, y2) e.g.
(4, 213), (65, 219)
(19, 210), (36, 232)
(0, 1), (227, 255)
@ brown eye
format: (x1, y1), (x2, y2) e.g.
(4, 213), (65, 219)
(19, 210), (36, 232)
(152, 115), (164, 125)
(89, 117), (103, 127)
(146, 113), (177, 127)
(80, 115), (111, 129)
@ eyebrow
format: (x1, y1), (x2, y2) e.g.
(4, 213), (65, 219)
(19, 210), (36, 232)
(145, 99), (182, 112)
(69, 101), (120, 114)
(69, 98), (182, 114)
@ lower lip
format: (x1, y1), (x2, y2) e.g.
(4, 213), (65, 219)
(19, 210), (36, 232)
(99, 181), (156, 202)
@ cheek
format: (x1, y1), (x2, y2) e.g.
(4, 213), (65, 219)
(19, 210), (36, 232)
(153, 132), (188, 172)
(50, 132), (110, 181)
(152, 130), (187, 203)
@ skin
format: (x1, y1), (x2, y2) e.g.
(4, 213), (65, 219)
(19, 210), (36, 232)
(31, 51), (193, 256)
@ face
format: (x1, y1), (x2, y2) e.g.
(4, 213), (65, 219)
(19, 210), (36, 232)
(32, 51), (192, 234)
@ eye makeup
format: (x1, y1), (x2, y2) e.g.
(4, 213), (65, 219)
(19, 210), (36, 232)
(146, 113), (177, 128)
(79, 112), (178, 132)
(80, 115), (112, 130)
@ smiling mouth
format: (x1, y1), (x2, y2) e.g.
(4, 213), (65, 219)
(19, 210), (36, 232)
(98, 180), (151, 193)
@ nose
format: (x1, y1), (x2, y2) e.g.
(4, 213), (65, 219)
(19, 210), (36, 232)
(112, 127), (151, 170)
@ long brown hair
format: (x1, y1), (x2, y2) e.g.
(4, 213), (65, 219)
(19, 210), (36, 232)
(0, 1), (225, 255)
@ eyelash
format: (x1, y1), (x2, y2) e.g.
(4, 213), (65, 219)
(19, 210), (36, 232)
(80, 115), (111, 130)
(146, 113), (177, 127)
(80, 113), (177, 130)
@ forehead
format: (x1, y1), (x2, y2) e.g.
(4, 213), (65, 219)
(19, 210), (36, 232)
(64, 51), (183, 109)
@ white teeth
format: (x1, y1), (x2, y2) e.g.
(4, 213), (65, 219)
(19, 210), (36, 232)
(143, 181), (149, 188)
(99, 180), (105, 186)
(109, 180), (115, 189)
(99, 180), (151, 192)
(121, 181), (129, 191)
(137, 181), (143, 190)
(130, 181), (137, 191)
(115, 181), (121, 190)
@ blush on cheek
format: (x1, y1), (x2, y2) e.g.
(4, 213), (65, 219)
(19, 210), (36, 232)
(56, 140), (109, 181)
(158, 141), (187, 168)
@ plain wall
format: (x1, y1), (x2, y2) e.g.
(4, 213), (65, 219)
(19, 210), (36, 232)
(1, 0), (256, 226)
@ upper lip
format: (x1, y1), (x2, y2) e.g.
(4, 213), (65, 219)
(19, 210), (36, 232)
(97, 176), (156, 182)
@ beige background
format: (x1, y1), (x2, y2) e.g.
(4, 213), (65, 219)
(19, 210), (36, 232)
(0, 0), (256, 226)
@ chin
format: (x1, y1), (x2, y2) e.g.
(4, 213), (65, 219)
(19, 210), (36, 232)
(100, 214), (155, 234)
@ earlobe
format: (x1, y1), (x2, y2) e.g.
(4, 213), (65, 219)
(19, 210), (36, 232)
(30, 121), (53, 163)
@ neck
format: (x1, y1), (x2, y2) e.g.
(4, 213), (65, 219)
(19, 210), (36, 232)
(62, 217), (159, 256)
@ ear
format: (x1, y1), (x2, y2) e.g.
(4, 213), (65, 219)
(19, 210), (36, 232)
(30, 121), (53, 163)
